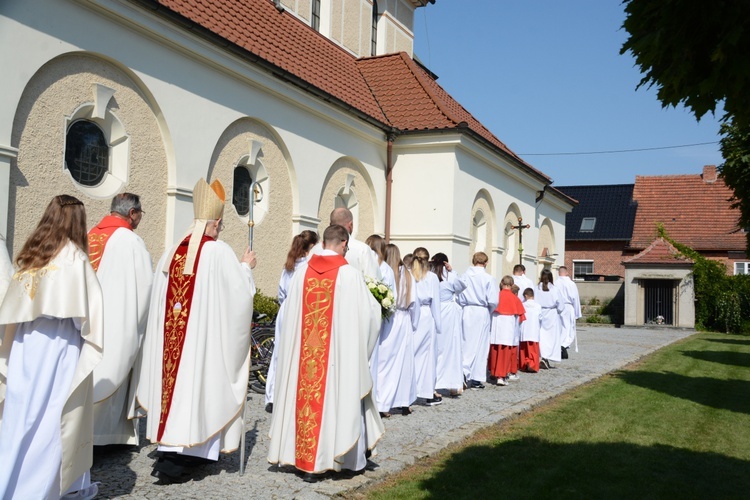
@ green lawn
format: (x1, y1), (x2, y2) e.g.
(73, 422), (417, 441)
(362, 333), (750, 499)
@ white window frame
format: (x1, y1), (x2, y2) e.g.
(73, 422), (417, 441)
(734, 262), (750, 275)
(573, 260), (594, 281)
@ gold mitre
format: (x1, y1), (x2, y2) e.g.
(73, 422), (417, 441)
(193, 178), (225, 221)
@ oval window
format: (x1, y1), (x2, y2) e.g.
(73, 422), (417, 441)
(65, 120), (109, 187)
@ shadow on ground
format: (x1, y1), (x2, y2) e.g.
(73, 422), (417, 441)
(704, 337), (750, 346)
(92, 417), (261, 496)
(681, 349), (750, 369)
(615, 371), (750, 415)
(411, 437), (749, 498)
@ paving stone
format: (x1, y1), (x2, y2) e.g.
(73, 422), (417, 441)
(92, 326), (693, 498)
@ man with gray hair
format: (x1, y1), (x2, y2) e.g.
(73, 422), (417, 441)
(88, 192), (153, 445)
(312, 207), (381, 279)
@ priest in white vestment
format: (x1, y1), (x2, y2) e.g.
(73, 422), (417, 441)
(137, 179), (257, 483)
(557, 266), (582, 355)
(457, 252), (498, 389)
(268, 224), (384, 481)
(311, 207), (381, 280)
(0, 195), (103, 499)
(89, 193), (153, 446)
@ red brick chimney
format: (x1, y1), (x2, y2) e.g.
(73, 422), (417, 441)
(702, 164), (718, 183)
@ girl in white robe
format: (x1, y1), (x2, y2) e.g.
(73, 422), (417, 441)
(265, 230), (318, 408)
(0, 195), (103, 500)
(411, 248), (442, 405)
(536, 269), (564, 366)
(377, 244), (420, 415)
(431, 253), (467, 394)
(365, 235), (396, 416)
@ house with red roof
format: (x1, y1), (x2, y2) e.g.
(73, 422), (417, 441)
(0, 0), (575, 290)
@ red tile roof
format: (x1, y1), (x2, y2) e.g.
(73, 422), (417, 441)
(623, 237), (693, 266)
(357, 53), (550, 181)
(148, 0), (554, 183)
(630, 167), (744, 251)
(153, 0), (389, 124)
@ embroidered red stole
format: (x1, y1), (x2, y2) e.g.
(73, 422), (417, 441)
(495, 288), (527, 323)
(295, 254), (347, 472)
(156, 234), (213, 441)
(87, 215), (133, 272)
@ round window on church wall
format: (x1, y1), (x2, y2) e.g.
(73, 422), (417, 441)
(65, 120), (109, 187)
(233, 166), (253, 216)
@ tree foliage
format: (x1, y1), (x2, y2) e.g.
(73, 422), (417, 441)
(658, 224), (750, 334)
(621, 0), (750, 127)
(621, 1), (750, 253)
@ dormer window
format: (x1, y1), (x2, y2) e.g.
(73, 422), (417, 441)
(580, 217), (596, 232)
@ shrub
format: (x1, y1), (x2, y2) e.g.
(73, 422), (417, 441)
(253, 289), (279, 323)
(659, 224), (747, 334)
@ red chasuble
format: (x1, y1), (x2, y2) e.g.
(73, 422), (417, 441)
(495, 288), (527, 323)
(87, 215), (133, 272)
(295, 253), (348, 472)
(157, 234), (213, 441)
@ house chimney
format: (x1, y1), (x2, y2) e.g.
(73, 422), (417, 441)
(702, 165), (717, 183)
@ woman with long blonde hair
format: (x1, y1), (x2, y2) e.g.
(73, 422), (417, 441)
(377, 243), (420, 416)
(536, 268), (564, 368)
(411, 247), (442, 406)
(0, 195), (103, 499)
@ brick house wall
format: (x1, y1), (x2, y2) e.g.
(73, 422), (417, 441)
(565, 240), (630, 278)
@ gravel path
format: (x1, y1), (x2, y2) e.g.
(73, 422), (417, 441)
(92, 325), (694, 498)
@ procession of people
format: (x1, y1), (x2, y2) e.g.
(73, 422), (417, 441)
(0, 191), (581, 496)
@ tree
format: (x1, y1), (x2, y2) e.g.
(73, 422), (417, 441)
(621, 1), (750, 252)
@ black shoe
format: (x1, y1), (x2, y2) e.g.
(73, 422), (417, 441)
(401, 406), (413, 416)
(540, 358), (550, 369)
(470, 380), (486, 390)
(425, 397), (443, 406)
(265, 403), (273, 413)
(561, 346), (569, 359)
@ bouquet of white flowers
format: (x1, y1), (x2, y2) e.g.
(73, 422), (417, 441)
(365, 275), (396, 320)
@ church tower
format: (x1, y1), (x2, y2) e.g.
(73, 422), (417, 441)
(276, 0), (435, 58)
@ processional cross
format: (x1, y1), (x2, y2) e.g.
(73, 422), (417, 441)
(510, 217), (530, 266)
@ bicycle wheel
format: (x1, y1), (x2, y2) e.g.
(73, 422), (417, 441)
(254, 336), (275, 385)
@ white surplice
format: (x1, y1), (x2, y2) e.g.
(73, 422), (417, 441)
(266, 258), (307, 406)
(377, 267), (419, 412)
(520, 299), (542, 342)
(92, 227), (152, 446)
(536, 283), (564, 362)
(0, 241), (103, 497)
(457, 266), (498, 383)
(268, 251), (384, 473)
(513, 274), (535, 301)
(557, 276), (582, 351)
(435, 270), (467, 391)
(413, 271), (442, 399)
(137, 239), (255, 458)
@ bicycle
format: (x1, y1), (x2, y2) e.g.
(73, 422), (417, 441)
(248, 312), (275, 394)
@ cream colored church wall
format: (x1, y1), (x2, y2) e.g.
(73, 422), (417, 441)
(206, 118), (294, 294)
(389, 146), (458, 260)
(8, 52), (168, 261)
(1, 0), (388, 289)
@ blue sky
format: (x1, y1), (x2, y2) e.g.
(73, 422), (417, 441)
(412, 1), (724, 187)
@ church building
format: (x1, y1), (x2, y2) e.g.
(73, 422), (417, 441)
(0, 0), (574, 291)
